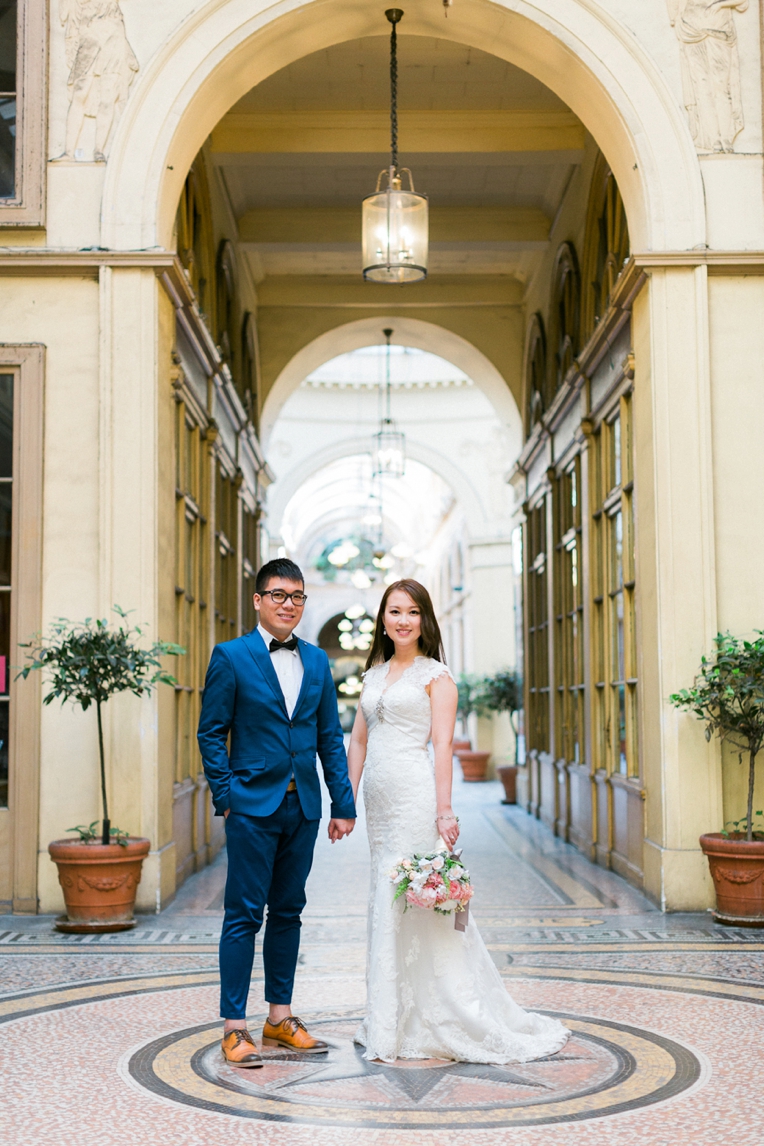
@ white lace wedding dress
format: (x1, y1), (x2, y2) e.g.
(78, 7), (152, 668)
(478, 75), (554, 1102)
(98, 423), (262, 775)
(354, 655), (569, 1065)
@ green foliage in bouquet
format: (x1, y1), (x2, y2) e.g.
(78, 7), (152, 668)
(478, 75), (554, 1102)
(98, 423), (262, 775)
(18, 607), (185, 845)
(670, 632), (764, 843)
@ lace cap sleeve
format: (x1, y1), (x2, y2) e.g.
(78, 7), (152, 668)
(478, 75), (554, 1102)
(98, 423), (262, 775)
(420, 658), (455, 686)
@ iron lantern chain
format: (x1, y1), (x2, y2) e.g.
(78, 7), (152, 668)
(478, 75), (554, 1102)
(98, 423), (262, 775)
(384, 327), (393, 420)
(386, 9), (403, 172)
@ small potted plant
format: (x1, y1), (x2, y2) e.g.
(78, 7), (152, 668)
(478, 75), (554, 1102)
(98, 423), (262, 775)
(474, 669), (522, 804)
(454, 674), (491, 782)
(453, 676), (473, 753)
(19, 608), (183, 932)
(670, 632), (764, 926)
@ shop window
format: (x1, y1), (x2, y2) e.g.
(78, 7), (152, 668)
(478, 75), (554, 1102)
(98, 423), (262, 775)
(241, 312), (258, 429)
(524, 312), (546, 434)
(591, 396), (638, 778)
(215, 465), (238, 645)
(0, 373), (11, 805)
(548, 243), (580, 402)
(525, 500), (549, 754)
(554, 457), (584, 766)
(241, 501), (259, 633)
(582, 157), (630, 340)
(0, 2), (16, 198)
(216, 241), (239, 386)
(174, 402), (209, 784)
(176, 157), (216, 322)
(0, 0), (46, 222)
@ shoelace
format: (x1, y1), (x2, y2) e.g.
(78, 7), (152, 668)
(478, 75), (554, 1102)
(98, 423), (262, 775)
(282, 1016), (307, 1034)
(228, 1028), (256, 1046)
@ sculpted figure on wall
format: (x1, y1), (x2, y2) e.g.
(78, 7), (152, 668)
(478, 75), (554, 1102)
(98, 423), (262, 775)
(668, 0), (746, 151)
(667, 0), (748, 152)
(58, 0), (139, 162)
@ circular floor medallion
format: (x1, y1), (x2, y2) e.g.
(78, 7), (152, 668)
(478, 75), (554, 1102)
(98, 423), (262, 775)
(128, 1008), (701, 1129)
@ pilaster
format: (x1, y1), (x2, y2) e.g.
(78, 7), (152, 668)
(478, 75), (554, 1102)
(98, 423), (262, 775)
(633, 268), (722, 911)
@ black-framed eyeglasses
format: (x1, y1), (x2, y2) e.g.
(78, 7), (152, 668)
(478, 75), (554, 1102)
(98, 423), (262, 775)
(261, 589), (308, 606)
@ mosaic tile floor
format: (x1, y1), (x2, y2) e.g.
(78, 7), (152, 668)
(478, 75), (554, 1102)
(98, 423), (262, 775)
(2, 778), (762, 1144)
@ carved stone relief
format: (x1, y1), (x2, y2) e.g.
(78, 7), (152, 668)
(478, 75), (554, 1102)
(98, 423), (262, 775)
(56, 0), (139, 162)
(667, 0), (748, 152)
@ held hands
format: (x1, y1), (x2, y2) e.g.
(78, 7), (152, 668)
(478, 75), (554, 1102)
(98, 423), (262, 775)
(329, 818), (355, 843)
(436, 809), (460, 850)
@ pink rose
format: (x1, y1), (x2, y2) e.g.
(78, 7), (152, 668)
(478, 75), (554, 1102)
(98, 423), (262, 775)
(406, 888), (426, 908)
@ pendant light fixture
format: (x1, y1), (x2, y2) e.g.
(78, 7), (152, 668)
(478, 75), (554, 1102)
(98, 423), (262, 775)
(362, 10), (428, 283)
(372, 328), (406, 477)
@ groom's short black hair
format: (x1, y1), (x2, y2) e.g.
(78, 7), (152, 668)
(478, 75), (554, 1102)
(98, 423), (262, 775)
(256, 558), (304, 594)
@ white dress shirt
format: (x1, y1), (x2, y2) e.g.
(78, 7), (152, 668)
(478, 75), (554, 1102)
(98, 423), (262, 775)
(258, 623), (304, 718)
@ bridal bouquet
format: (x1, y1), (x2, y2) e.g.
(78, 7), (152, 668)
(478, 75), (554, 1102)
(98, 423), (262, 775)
(389, 848), (473, 915)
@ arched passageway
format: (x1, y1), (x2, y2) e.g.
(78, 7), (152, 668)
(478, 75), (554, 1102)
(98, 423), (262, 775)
(9, 0), (751, 926)
(263, 338), (520, 769)
(103, 0), (704, 252)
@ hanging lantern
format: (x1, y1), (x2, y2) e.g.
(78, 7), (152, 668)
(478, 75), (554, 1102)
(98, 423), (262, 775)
(372, 328), (406, 477)
(362, 10), (428, 284)
(372, 425), (407, 477)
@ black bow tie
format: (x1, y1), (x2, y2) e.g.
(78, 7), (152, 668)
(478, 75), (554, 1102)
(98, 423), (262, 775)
(269, 636), (298, 653)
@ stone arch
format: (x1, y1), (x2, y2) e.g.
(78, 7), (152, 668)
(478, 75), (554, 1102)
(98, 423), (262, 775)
(102, 0), (705, 253)
(260, 315), (523, 452)
(267, 436), (492, 541)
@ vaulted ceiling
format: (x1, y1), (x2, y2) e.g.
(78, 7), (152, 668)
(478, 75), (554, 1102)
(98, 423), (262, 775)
(210, 34), (586, 283)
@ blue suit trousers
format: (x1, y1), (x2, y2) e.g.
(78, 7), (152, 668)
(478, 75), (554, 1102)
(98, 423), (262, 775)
(220, 792), (319, 1018)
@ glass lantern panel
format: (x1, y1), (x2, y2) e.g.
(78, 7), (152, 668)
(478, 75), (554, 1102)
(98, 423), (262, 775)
(362, 189), (428, 283)
(372, 428), (406, 477)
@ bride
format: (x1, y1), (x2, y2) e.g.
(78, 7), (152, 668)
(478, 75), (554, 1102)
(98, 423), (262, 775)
(347, 579), (569, 1065)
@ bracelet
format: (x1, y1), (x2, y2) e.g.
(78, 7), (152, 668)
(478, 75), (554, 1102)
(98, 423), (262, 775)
(436, 814), (459, 823)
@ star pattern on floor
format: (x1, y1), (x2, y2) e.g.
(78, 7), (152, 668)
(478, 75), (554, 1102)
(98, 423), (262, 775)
(225, 1037), (590, 1105)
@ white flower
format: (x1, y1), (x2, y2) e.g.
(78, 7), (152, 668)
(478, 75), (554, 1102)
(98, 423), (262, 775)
(431, 855), (445, 871)
(393, 871), (407, 884)
(418, 858), (432, 871)
(449, 865), (464, 880)
(439, 899), (458, 912)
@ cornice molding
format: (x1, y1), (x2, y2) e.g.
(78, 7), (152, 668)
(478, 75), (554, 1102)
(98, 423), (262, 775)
(634, 251), (764, 272)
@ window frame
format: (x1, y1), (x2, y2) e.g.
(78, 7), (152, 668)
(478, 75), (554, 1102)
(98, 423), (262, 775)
(0, 0), (46, 225)
(0, 344), (43, 912)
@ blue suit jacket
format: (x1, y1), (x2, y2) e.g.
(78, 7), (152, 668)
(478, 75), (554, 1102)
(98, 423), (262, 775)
(197, 630), (356, 822)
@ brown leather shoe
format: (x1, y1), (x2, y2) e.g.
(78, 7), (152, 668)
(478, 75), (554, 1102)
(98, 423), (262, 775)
(262, 1015), (328, 1053)
(221, 1027), (263, 1067)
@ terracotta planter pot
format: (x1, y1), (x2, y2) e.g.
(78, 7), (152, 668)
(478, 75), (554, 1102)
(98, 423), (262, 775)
(456, 749), (490, 782)
(496, 765), (518, 804)
(49, 837), (151, 933)
(452, 739), (472, 754)
(700, 833), (764, 927)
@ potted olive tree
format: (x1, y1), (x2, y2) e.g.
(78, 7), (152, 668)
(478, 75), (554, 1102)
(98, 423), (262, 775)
(474, 669), (522, 804)
(670, 632), (764, 926)
(454, 674), (491, 782)
(453, 674), (474, 754)
(19, 608), (183, 932)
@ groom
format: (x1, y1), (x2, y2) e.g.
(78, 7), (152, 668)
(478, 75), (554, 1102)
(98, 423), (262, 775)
(197, 558), (356, 1066)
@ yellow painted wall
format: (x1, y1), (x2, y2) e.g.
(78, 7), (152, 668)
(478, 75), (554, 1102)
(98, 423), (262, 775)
(708, 276), (764, 832)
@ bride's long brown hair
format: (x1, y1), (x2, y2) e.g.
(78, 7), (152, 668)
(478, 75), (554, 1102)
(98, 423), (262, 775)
(364, 579), (446, 671)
